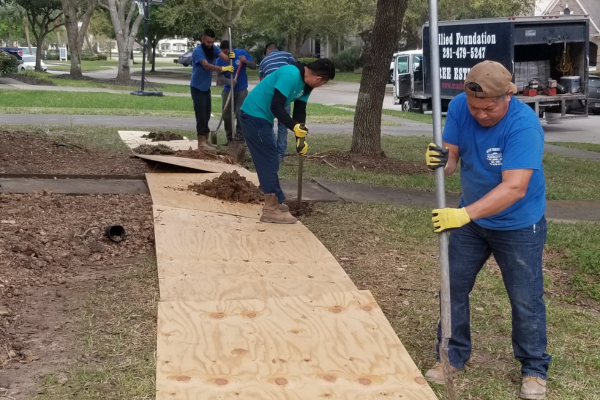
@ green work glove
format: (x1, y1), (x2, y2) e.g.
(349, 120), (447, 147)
(221, 65), (234, 73)
(293, 123), (308, 138)
(296, 137), (308, 155)
(431, 208), (471, 233)
(426, 142), (449, 170)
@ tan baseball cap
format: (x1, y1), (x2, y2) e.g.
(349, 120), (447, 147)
(464, 61), (518, 98)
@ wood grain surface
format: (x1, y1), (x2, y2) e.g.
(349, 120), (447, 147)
(155, 291), (437, 400)
(137, 154), (251, 174)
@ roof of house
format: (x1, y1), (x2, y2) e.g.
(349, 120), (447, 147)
(541, 0), (600, 35)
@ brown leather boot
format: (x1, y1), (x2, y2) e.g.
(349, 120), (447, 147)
(424, 362), (462, 385)
(520, 377), (546, 399)
(260, 194), (296, 224)
(198, 135), (216, 152)
(279, 203), (289, 212)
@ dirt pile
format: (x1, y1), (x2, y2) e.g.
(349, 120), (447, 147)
(176, 149), (236, 164)
(141, 131), (185, 141)
(307, 150), (429, 175)
(133, 144), (175, 155)
(188, 170), (264, 203)
(284, 200), (315, 218)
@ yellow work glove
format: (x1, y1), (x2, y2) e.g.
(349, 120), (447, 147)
(296, 137), (308, 155)
(426, 142), (449, 170)
(431, 208), (471, 233)
(293, 123), (308, 138)
(229, 51), (235, 59)
(221, 65), (234, 73)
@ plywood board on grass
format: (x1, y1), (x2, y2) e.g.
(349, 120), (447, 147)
(157, 258), (356, 302)
(155, 290), (437, 400)
(146, 173), (261, 218)
(137, 154), (250, 174)
(153, 206), (340, 265)
(119, 130), (198, 151)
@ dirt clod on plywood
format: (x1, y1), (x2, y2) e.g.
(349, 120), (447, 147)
(176, 149), (236, 164)
(307, 150), (429, 175)
(188, 170), (264, 203)
(141, 131), (185, 141)
(133, 144), (175, 155)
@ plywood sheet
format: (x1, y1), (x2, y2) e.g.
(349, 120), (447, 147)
(153, 206), (339, 265)
(157, 259), (356, 302)
(146, 173), (262, 218)
(137, 154), (251, 174)
(119, 130), (198, 151)
(155, 290), (437, 400)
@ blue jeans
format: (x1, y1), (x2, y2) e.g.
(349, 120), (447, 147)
(240, 111), (285, 203)
(275, 104), (290, 162)
(436, 217), (551, 379)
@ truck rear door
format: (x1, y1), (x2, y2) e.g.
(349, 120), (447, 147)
(394, 54), (412, 103)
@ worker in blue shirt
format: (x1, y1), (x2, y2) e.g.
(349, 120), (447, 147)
(424, 61), (549, 400)
(240, 58), (335, 224)
(259, 43), (296, 162)
(215, 40), (256, 149)
(190, 28), (235, 152)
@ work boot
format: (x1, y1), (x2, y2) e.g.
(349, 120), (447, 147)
(424, 362), (462, 385)
(234, 142), (247, 163)
(279, 203), (289, 212)
(520, 377), (547, 399)
(260, 193), (296, 224)
(197, 135), (216, 152)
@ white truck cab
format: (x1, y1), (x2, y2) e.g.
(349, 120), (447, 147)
(392, 50), (425, 111)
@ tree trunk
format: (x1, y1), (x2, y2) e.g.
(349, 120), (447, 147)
(350, 0), (408, 156)
(62, 0), (97, 78)
(7, 20), (13, 45)
(105, 0), (144, 81)
(35, 34), (46, 72)
(55, 22), (62, 45)
(85, 34), (94, 53)
(151, 43), (157, 72)
(23, 19), (33, 55)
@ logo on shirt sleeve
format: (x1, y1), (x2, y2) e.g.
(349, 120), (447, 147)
(486, 148), (502, 166)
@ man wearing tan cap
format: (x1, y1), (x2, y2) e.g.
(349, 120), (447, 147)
(424, 61), (549, 399)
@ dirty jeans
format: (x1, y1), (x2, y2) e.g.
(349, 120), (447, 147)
(436, 217), (551, 379)
(191, 86), (211, 137)
(275, 104), (290, 162)
(240, 111), (285, 203)
(221, 88), (247, 143)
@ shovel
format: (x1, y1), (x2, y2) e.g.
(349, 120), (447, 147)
(297, 137), (305, 209)
(210, 61), (243, 145)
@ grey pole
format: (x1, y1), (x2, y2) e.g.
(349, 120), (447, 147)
(228, 26), (235, 139)
(427, 0), (456, 398)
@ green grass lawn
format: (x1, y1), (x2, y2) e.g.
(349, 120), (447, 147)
(334, 104), (439, 125)
(0, 89), (357, 123)
(548, 142), (600, 153)
(303, 202), (600, 400)
(332, 72), (362, 83)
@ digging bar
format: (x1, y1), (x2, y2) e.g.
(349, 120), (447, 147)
(427, 0), (457, 398)
(297, 137), (305, 209)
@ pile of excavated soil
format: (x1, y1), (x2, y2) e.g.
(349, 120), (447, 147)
(188, 171), (264, 203)
(133, 144), (175, 155)
(176, 149), (236, 164)
(307, 150), (429, 175)
(141, 131), (185, 141)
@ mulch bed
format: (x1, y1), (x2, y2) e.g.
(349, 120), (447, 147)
(307, 150), (430, 175)
(0, 193), (154, 396)
(5, 73), (55, 86)
(0, 130), (149, 176)
(188, 170), (264, 203)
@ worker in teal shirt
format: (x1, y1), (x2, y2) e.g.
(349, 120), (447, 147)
(240, 58), (335, 224)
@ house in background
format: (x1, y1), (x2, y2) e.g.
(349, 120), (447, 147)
(536, 0), (600, 68)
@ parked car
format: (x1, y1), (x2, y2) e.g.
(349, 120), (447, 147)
(20, 55), (47, 72)
(590, 75), (600, 115)
(174, 50), (192, 67)
(0, 47), (23, 61)
(19, 47), (37, 56)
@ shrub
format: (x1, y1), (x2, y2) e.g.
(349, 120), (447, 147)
(298, 57), (317, 64)
(332, 47), (361, 72)
(96, 54), (108, 61)
(0, 51), (19, 75)
(18, 70), (53, 85)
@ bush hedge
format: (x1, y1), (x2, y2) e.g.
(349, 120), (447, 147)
(332, 47), (361, 72)
(0, 51), (19, 75)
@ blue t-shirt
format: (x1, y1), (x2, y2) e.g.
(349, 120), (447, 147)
(443, 93), (546, 230)
(241, 64), (309, 123)
(215, 49), (253, 92)
(259, 50), (295, 78)
(190, 44), (221, 91)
